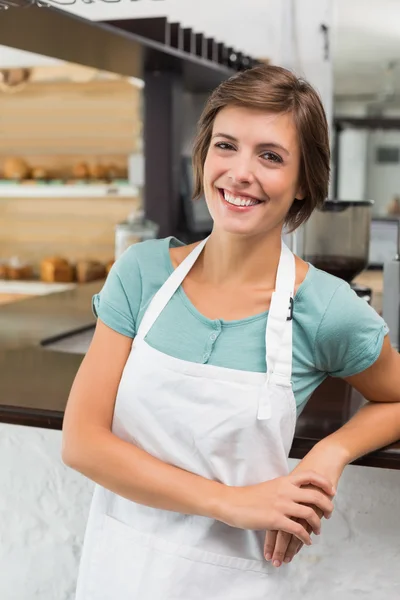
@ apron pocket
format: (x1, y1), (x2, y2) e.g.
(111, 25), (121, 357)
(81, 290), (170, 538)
(85, 515), (290, 600)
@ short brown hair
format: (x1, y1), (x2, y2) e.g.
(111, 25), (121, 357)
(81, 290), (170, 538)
(192, 64), (330, 231)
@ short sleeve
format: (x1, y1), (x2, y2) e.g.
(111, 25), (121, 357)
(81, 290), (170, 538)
(315, 282), (389, 378)
(92, 245), (142, 338)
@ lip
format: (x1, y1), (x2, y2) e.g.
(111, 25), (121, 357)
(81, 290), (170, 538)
(218, 188), (264, 212)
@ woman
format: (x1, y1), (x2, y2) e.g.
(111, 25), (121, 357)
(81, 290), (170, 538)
(63, 65), (400, 598)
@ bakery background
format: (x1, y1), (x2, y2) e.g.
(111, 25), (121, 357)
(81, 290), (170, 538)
(0, 59), (146, 295)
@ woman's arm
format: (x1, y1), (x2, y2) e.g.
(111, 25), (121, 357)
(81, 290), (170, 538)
(63, 319), (334, 544)
(265, 334), (400, 566)
(331, 334), (400, 457)
(293, 335), (400, 479)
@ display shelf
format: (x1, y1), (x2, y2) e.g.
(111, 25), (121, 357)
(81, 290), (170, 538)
(0, 182), (139, 198)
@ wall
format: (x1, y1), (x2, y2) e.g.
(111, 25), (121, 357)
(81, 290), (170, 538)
(2, 423), (400, 600)
(334, 100), (400, 212)
(366, 129), (400, 214)
(279, 0), (333, 131)
(337, 129), (369, 200)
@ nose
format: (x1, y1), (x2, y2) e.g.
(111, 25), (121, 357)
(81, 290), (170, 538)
(227, 153), (255, 186)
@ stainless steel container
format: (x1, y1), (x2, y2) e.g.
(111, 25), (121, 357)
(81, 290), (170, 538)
(115, 212), (159, 260)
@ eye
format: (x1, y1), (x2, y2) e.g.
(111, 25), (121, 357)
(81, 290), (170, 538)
(214, 142), (235, 151)
(261, 151), (283, 164)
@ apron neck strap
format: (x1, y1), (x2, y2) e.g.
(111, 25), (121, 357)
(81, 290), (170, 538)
(265, 241), (295, 382)
(135, 237), (209, 342)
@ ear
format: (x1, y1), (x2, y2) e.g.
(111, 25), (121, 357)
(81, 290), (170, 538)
(294, 185), (306, 201)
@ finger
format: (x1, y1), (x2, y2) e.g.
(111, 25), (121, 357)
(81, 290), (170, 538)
(284, 521), (308, 561)
(289, 503), (322, 535)
(294, 489), (334, 519)
(264, 530), (278, 562)
(291, 471), (336, 496)
(271, 530), (292, 568)
(278, 516), (312, 546)
(284, 535), (301, 562)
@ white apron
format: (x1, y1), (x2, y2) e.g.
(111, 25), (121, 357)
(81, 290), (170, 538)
(75, 238), (297, 599)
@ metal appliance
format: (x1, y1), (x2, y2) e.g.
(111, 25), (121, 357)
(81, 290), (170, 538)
(302, 200), (374, 301)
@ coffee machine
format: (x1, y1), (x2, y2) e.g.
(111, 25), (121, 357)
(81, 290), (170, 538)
(301, 200), (374, 302)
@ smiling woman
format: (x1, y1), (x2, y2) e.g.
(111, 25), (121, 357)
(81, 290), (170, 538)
(202, 107), (306, 236)
(62, 64), (400, 599)
(192, 65), (330, 233)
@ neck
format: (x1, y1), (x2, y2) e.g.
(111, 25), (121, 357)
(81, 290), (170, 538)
(199, 228), (284, 286)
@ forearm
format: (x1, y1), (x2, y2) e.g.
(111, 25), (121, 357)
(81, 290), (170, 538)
(63, 427), (225, 520)
(317, 399), (400, 465)
(292, 400), (400, 489)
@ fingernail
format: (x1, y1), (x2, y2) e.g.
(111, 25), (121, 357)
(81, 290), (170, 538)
(284, 557), (291, 563)
(273, 560), (281, 568)
(265, 553), (272, 561)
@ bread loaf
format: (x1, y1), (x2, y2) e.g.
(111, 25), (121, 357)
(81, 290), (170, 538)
(7, 265), (33, 280)
(0, 263), (8, 279)
(72, 162), (89, 179)
(41, 257), (74, 283)
(31, 167), (48, 181)
(6, 257), (33, 280)
(76, 260), (106, 283)
(3, 157), (30, 180)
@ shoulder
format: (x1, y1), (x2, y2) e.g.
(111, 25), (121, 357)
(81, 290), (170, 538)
(114, 236), (188, 308)
(305, 266), (383, 328)
(297, 265), (388, 377)
(92, 237), (185, 337)
(112, 236), (185, 283)
(114, 237), (172, 277)
(294, 263), (347, 321)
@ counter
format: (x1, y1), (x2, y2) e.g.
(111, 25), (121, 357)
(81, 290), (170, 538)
(0, 273), (399, 469)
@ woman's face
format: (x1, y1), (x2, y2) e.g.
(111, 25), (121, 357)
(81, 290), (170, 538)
(203, 105), (304, 237)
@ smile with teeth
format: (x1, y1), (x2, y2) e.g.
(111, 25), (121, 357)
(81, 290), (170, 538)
(222, 189), (262, 207)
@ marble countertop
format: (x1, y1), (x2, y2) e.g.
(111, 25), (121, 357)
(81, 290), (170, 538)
(0, 273), (399, 469)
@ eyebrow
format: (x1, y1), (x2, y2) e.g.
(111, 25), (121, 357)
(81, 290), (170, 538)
(211, 132), (290, 156)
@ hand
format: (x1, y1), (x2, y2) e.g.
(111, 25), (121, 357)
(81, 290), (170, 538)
(264, 441), (348, 567)
(218, 471), (335, 547)
(264, 485), (326, 567)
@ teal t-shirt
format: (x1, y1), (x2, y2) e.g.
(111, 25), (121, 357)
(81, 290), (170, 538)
(92, 237), (388, 416)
